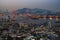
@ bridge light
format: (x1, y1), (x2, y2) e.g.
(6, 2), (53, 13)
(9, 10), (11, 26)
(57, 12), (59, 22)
(49, 16), (52, 20)
(56, 16), (58, 21)
(43, 15), (46, 20)
(43, 15), (46, 22)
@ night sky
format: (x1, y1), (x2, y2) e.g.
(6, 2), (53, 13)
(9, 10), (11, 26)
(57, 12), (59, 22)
(0, 0), (60, 11)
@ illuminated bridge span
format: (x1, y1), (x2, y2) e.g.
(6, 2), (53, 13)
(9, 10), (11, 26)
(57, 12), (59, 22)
(30, 15), (60, 18)
(0, 13), (60, 20)
(28, 15), (60, 20)
(16, 14), (60, 20)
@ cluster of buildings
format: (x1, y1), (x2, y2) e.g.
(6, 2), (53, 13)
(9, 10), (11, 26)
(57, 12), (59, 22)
(0, 10), (60, 40)
(0, 14), (59, 40)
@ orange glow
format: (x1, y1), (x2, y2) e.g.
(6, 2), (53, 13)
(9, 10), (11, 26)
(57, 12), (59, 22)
(32, 15), (40, 18)
(56, 16), (58, 21)
(43, 15), (46, 20)
(43, 15), (46, 22)
(49, 16), (52, 20)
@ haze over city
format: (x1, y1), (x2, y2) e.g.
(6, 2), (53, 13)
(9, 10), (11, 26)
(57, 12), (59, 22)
(0, 0), (60, 11)
(0, 0), (60, 40)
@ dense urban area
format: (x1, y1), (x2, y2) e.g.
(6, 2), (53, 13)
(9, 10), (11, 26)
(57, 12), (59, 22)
(0, 8), (60, 40)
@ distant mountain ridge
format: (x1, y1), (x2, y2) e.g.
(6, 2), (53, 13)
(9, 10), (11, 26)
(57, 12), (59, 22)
(0, 8), (60, 15)
(16, 8), (60, 15)
(16, 8), (51, 14)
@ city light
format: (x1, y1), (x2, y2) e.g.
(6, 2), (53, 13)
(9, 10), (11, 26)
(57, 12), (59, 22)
(49, 15), (52, 20)
(43, 15), (46, 20)
(56, 16), (59, 21)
